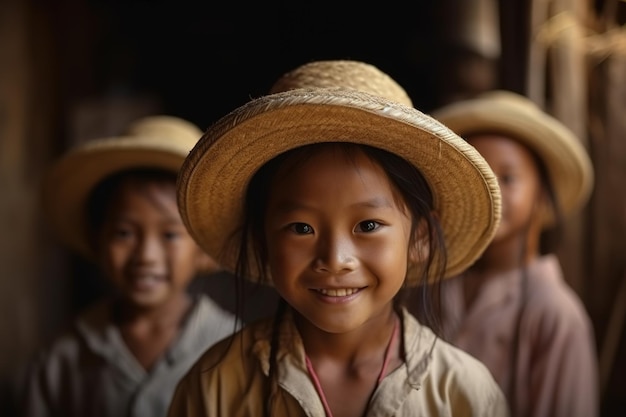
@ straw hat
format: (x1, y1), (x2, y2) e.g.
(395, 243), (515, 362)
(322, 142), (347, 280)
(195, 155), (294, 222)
(178, 87), (502, 284)
(269, 60), (413, 107)
(42, 115), (203, 258)
(432, 90), (594, 225)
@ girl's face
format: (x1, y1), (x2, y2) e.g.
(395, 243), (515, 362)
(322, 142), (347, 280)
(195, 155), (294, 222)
(468, 134), (543, 244)
(97, 179), (211, 309)
(264, 146), (414, 334)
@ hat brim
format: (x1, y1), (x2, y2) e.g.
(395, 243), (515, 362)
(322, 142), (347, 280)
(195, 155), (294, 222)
(432, 91), (594, 223)
(178, 88), (501, 284)
(43, 136), (194, 258)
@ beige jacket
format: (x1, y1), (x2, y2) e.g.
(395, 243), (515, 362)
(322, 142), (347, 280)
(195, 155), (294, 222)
(168, 308), (510, 416)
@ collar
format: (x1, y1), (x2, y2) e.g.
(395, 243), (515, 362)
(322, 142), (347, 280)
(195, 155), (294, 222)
(249, 307), (438, 413)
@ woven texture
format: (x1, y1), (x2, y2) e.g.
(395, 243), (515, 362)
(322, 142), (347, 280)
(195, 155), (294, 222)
(178, 88), (502, 285)
(269, 60), (413, 106)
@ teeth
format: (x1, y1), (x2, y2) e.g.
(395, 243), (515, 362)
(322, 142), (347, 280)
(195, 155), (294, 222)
(317, 288), (359, 297)
(136, 276), (157, 282)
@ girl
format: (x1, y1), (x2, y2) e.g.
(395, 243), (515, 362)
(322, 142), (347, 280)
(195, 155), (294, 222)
(169, 66), (509, 416)
(424, 91), (598, 417)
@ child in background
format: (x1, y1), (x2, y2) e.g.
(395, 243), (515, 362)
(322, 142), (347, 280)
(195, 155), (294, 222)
(421, 91), (598, 417)
(167, 60), (510, 416)
(19, 116), (238, 417)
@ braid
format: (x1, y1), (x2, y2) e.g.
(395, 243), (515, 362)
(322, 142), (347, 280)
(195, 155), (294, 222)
(264, 298), (288, 417)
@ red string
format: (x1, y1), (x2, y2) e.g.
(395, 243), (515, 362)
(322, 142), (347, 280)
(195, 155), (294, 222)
(305, 316), (400, 417)
(378, 315), (400, 384)
(305, 355), (334, 417)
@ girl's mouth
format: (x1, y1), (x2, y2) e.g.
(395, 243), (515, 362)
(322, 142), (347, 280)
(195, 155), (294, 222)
(314, 287), (362, 297)
(128, 274), (166, 291)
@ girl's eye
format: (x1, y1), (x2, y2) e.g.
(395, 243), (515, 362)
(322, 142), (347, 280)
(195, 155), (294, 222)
(356, 220), (380, 233)
(499, 173), (515, 185)
(289, 223), (314, 234)
(113, 227), (133, 239)
(163, 231), (181, 241)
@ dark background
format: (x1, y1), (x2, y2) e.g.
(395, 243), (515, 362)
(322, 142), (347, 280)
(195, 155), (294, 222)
(3, 0), (625, 415)
(52, 1), (444, 137)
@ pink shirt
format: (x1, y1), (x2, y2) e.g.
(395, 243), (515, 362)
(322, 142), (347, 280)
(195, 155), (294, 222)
(438, 255), (599, 417)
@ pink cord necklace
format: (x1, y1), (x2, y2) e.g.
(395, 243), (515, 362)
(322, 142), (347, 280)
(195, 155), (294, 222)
(305, 316), (400, 417)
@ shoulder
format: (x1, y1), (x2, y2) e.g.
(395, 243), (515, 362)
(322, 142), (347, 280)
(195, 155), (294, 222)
(170, 318), (276, 416)
(525, 256), (594, 336)
(182, 317), (273, 382)
(403, 310), (498, 380)
(402, 311), (509, 414)
(194, 294), (237, 322)
(186, 295), (239, 339)
(429, 338), (510, 414)
(429, 336), (497, 380)
(34, 303), (106, 368)
(19, 312), (98, 397)
(29, 299), (122, 375)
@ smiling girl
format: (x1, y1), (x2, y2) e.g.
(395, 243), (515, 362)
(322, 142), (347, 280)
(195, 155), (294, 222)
(167, 61), (509, 417)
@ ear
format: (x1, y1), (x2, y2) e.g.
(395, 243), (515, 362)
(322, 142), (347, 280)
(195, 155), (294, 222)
(195, 251), (223, 275)
(408, 218), (430, 264)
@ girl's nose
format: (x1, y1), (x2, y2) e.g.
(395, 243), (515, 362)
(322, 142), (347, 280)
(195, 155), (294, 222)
(313, 233), (358, 273)
(133, 233), (161, 264)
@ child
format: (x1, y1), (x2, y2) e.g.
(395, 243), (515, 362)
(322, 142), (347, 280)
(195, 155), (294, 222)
(167, 61), (510, 416)
(421, 90), (598, 417)
(19, 115), (238, 417)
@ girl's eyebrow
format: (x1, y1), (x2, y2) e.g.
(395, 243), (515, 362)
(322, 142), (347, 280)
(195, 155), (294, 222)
(351, 197), (394, 209)
(272, 197), (395, 213)
(111, 213), (183, 224)
(269, 201), (311, 214)
(161, 218), (185, 226)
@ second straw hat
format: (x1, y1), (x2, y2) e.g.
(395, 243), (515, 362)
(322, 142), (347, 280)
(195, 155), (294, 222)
(42, 115), (203, 258)
(432, 90), (594, 224)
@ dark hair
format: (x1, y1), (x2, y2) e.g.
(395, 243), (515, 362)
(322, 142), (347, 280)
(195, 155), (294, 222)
(229, 142), (448, 415)
(536, 158), (563, 254)
(85, 167), (178, 252)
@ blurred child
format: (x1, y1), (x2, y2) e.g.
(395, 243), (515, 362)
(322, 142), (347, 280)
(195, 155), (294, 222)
(19, 116), (237, 417)
(421, 90), (598, 417)
(167, 60), (510, 416)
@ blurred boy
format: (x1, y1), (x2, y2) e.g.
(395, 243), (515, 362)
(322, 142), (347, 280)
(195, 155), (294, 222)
(19, 116), (237, 417)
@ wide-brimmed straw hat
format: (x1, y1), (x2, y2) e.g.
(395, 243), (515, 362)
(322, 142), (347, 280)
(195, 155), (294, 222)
(178, 85), (502, 284)
(42, 115), (203, 259)
(431, 90), (594, 225)
(269, 60), (413, 107)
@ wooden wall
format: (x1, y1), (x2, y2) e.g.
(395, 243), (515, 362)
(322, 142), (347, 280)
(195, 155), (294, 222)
(0, 0), (67, 412)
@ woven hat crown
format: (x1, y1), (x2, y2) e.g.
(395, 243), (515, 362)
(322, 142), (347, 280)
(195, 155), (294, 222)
(124, 115), (203, 143)
(269, 60), (413, 106)
(432, 90), (593, 224)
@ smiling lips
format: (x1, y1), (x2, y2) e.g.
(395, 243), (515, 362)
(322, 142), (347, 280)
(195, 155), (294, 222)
(128, 274), (166, 291)
(315, 287), (363, 297)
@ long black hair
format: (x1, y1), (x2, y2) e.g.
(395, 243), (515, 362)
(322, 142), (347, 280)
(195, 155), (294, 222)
(227, 142), (448, 416)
